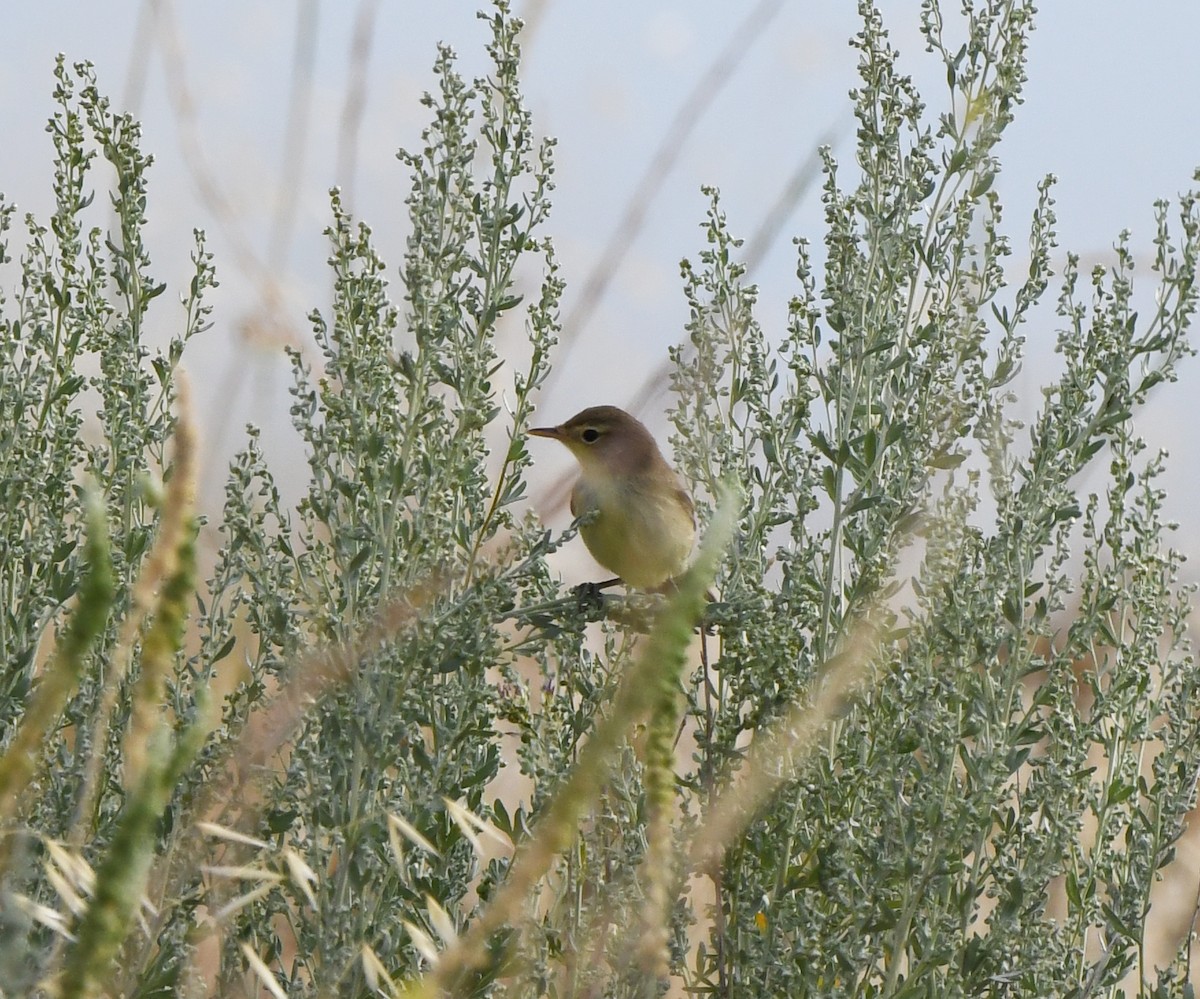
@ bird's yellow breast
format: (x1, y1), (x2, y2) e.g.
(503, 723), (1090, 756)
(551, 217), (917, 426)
(572, 471), (695, 588)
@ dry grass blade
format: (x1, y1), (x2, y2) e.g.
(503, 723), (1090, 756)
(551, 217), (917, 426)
(0, 498), (113, 832)
(196, 820), (271, 851)
(688, 615), (882, 876)
(241, 942), (290, 999)
(410, 491), (736, 996)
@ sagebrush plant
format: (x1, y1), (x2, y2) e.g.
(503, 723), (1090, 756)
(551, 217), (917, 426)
(1, 1), (1199, 997)
(670, 1), (1200, 993)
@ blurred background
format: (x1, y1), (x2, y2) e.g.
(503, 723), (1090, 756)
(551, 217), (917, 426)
(2, 0), (1199, 567)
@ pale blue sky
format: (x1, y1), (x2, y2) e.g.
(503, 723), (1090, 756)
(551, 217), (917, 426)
(2, 2), (1199, 551)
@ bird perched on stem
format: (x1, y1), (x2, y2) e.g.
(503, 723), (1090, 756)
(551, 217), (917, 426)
(529, 406), (696, 590)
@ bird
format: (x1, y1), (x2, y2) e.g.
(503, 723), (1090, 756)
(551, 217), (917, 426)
(529, 406), (696, 590)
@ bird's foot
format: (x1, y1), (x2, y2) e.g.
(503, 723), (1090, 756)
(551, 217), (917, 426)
(571, 577), (621, 615)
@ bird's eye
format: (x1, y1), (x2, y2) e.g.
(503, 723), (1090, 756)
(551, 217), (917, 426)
(581, 427), (601, 444)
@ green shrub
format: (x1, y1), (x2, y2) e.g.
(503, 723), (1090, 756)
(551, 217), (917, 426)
(1, 2), (1198, 997)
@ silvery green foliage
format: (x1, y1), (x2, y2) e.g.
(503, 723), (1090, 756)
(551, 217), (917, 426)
(670, 2), (1200, 994)
(3, 2), (1200, 996)
(195, 8), (565, 993)
(0, 58), (214, 992)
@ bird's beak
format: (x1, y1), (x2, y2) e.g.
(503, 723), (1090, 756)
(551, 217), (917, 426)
(528, 425), (562, 440)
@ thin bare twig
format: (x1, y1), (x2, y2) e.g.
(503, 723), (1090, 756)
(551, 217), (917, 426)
(336, 0), (383, 212)
(268, 0), (318, 272)
(147, 0), (281, 305)
(548, 0), (786, 388)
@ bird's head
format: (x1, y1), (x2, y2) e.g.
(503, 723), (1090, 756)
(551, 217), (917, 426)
(528, 405), (660, 476)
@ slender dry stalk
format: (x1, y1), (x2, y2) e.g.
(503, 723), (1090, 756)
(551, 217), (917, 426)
(687, 614), (881, 877)
(409, 496), (736, 997)
(336, 0), (384, 212)
(548, 0), (786, 375)
(0, 500), (113, 832)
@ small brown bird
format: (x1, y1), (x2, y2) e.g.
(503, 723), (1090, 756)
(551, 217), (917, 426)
(529, 406), (696, 589)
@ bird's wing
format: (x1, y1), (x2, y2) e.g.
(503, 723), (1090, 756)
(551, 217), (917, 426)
(677, 485), (695, 527)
